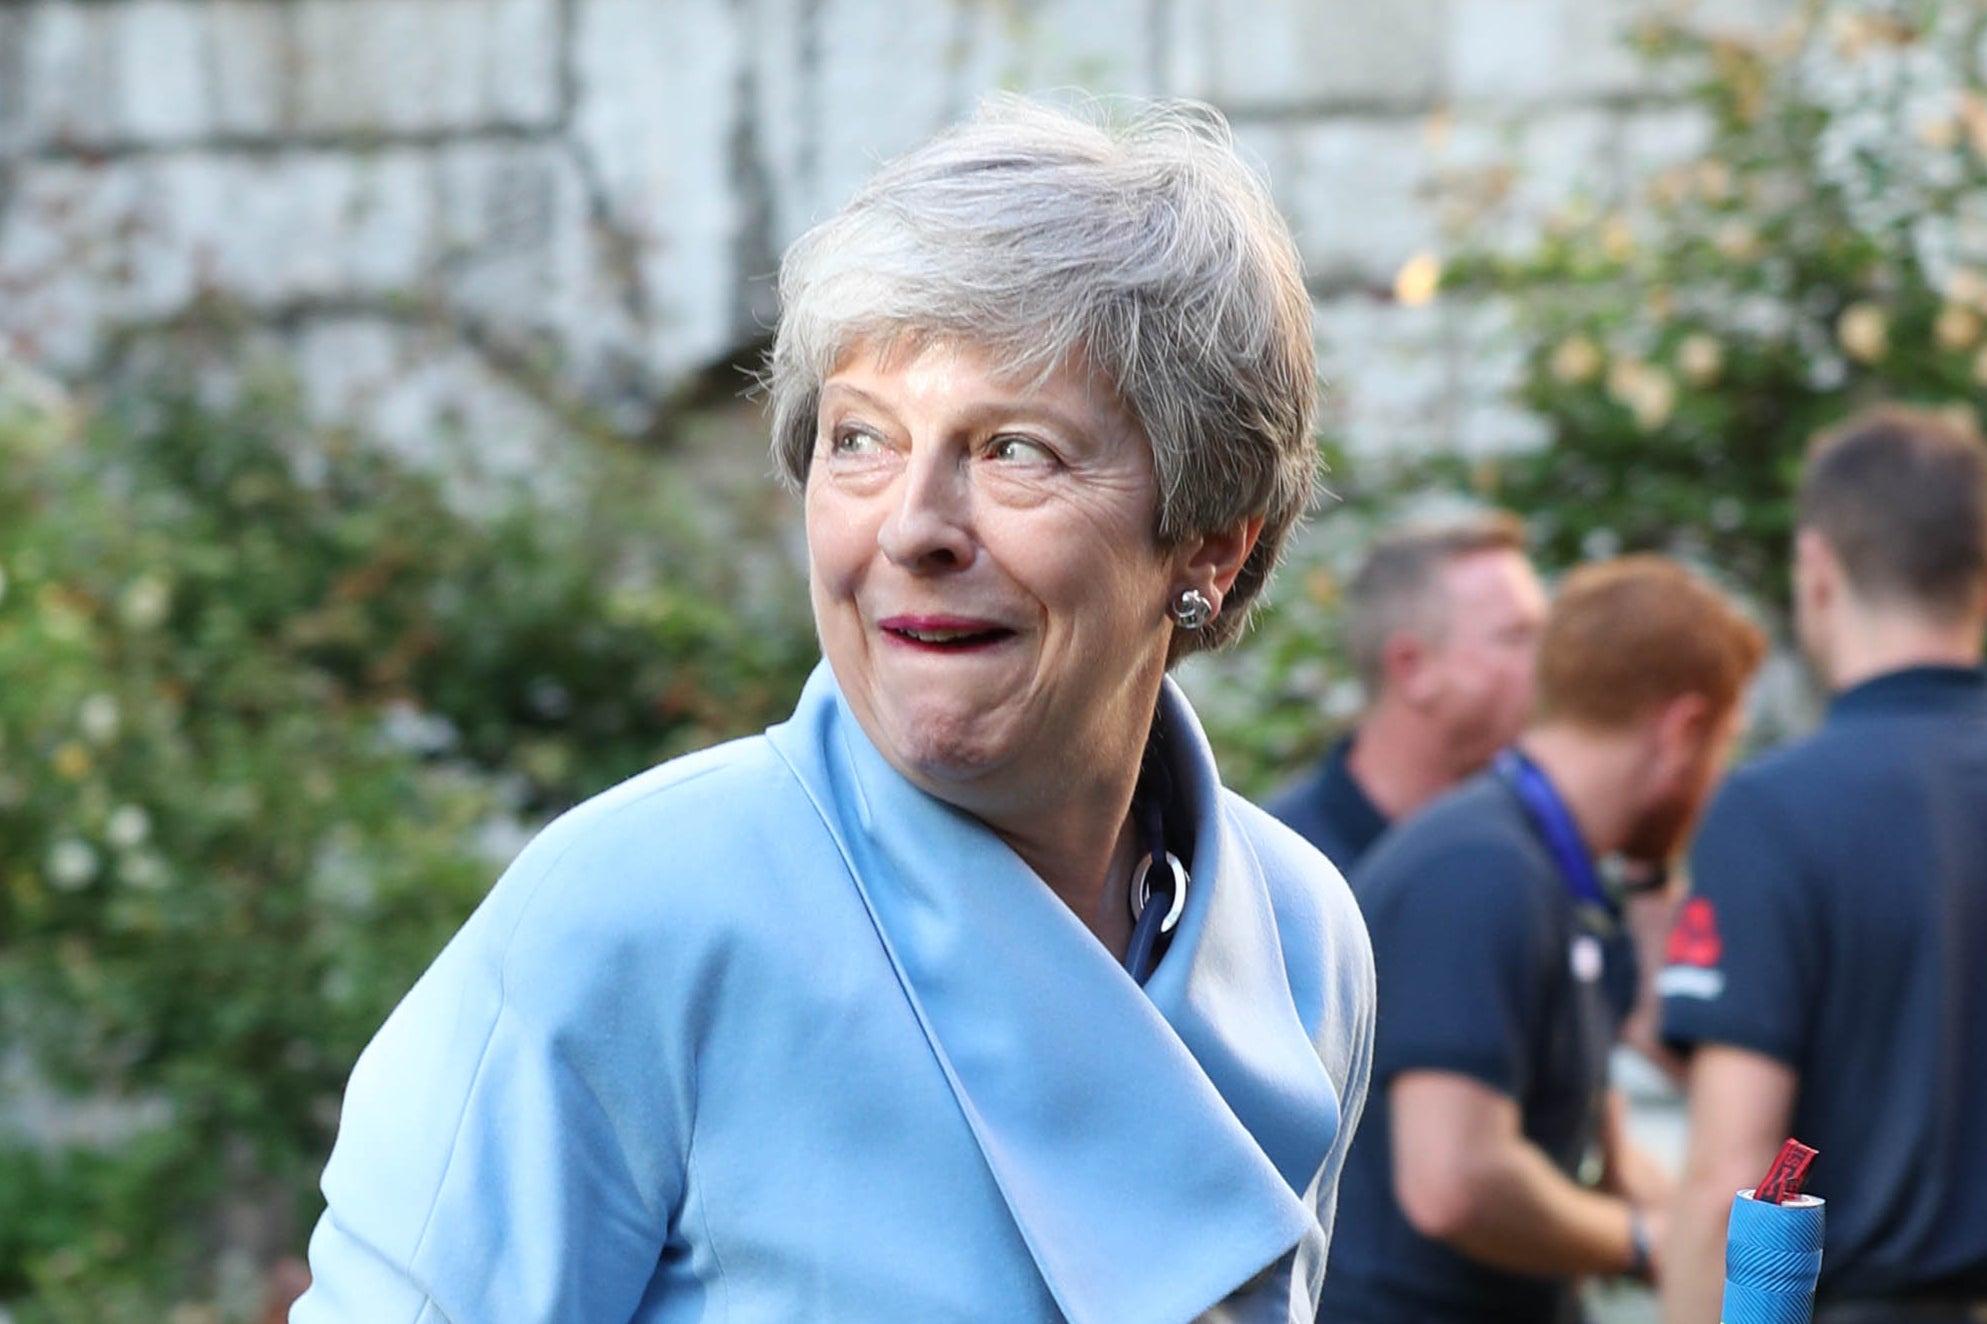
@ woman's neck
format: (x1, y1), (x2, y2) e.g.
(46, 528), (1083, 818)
(989, 777), (1143, 961)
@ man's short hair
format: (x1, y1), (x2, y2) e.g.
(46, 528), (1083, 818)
(1798, 404), (1987, 622)
(1537, 556), (1766, 729)
(1344, 512), (1529, 694)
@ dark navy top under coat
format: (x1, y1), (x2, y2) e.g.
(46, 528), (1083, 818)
(1267, 735), (1392, 876)
(1661, 665), (1987, 1302)
(1318, 773), (1624, 1324)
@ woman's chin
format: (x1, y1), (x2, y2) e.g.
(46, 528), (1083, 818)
(871, 706), (1023, 794)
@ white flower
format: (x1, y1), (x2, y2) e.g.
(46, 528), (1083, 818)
(1550, 336), (1604, 384)
(1676, 333), (1725, 387)
(47, 839), (99, 891)
(1582, 528), (1623, 560)
(106, 805), (151, 849)
(118, 852), (170, 892)
(1837, 303), (1889, 363)
(117, 575), (173, 632)
(78, 694), (120, 745)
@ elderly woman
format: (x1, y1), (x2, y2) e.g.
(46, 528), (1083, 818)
(293, 96), (1373, 1324)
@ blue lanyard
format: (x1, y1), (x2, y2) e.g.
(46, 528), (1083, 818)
(1493, 749), (1614, 915)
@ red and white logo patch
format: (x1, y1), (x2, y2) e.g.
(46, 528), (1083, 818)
(1657, 896), (1727, 999)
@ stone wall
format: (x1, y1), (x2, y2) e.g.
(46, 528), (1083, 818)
(0, 0), (1793, 465)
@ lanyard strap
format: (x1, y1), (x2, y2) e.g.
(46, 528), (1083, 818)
(1493, 749), (1614, 915)
(1123, 742), (1186, 985)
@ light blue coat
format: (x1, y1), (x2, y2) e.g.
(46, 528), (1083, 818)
(293, 664), (1374, 1324)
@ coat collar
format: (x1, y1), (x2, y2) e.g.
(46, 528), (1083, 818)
(768, 664), (1340, 1324)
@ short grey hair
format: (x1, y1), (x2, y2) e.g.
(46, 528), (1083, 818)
(766, 94), (1318, 656)
(1344, 513), (1529, 694)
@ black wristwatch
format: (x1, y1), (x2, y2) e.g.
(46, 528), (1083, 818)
(1626, 1207), (1654, 1281)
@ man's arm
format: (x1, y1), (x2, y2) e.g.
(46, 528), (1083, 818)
(1621, 887), (1688, 1083)
(1598, 1088), (1674, 1210)
(1660, 1045), (1798, 1324)
(1391, 1070), (1648, 1279)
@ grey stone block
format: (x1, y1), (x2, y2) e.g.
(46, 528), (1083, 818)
(1448, 0), (1651, 107)
(293, 0), (560, 135)
(1447, 297), (1549, 457)
(1166, 0), (1445, 111)
(1247, 117), (1441, 288)
(208, 0), (291, 137)
(17, 3), (124, 148)
(1437, 106), (1617, 249)
(290, 316), (572, 498)
(117, 0), (215, 143)
(1314, 295), (1452, 457)
(571, 0), (747, 380)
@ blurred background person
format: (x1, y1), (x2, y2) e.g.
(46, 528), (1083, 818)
(1268, 514), (1546, 873)
(290, 98), (1375, 1323)
(1319, 555), (1765, 1324)
(1660, 406), (1987, 1324)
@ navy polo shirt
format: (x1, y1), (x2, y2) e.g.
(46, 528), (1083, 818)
(1318, 773), (1624, 1324)
(1266, 734), (1391, 874)
(1661, 665), (1987, 1301)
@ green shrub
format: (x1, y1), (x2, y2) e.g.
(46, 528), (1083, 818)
(1444, 0), (1987, 615)
(0, 359), (816, 1317)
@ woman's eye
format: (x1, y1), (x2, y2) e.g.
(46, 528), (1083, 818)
(830, 426), (884, 455)
(988, 435), (1055, 464)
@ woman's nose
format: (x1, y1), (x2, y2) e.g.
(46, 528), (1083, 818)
(877, 449), (975, 572)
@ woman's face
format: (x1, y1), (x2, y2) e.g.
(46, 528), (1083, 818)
(805, 337), (1188, 819)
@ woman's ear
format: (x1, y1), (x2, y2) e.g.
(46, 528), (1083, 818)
(1176, 515), (1267, 613)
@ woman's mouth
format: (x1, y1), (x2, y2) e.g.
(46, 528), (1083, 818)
(878, 616), (1017, 652)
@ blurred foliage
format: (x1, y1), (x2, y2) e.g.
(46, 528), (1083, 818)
(1184, 440), (1395, 797)
(1443, 0), (1987, 616)
(0, 354), (816, 1319)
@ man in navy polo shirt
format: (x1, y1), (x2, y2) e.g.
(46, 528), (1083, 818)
(1269, 514), (1545, 873)
(1319, 557), (1765, 1323)
(1661, 406), (1987, 1324)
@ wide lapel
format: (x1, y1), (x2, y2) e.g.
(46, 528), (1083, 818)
(767, 666), (1313, 1324)
(1141, 679), (1342, 1205)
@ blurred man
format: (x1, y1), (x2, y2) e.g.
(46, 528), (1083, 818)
(1661, 407), (1987, 1324)
(1318, 556), (1766, 1324)
(1269, 514), (1546, 873)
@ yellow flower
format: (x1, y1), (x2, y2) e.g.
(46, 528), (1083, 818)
(51, 742), (91, 781)
(1837, 303), (1889, 364)
(1936, 304), (1983, 353)
(1601, 217), (1636, 262)
(1695, 159), (1734, 204)
(1393, 252), (1442, 307)
(1714, 220), (1760, 262)
(1550, 336), (1604, 384)
(1918, 115), (1960, 151)
(1961, 94), (1987, 159)
(1677, 333), (1725, 387)
(1607, 359), (1677, 432)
